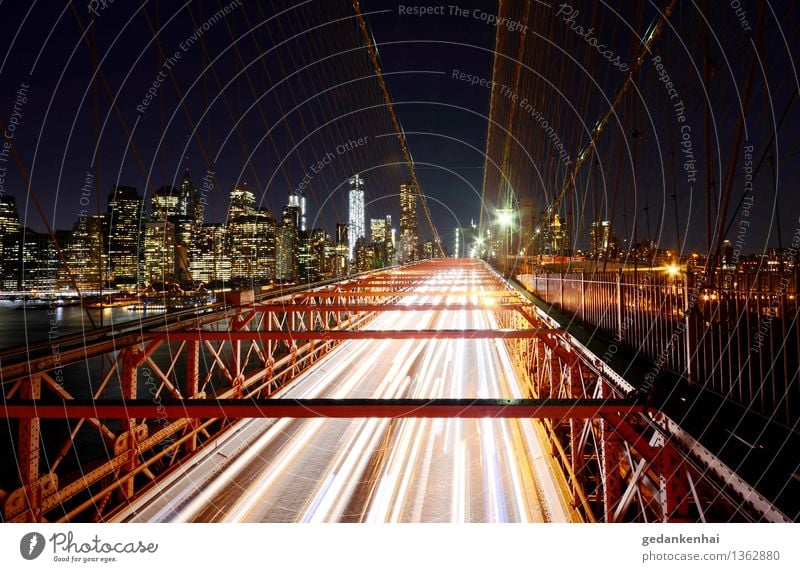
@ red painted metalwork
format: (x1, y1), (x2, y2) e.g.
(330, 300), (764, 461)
(0, 259), (777, 523)
(294, 290), (516, 298)
(253, 303), (525, 312)
(1, 398), (643, 419)
(144, 329), (546, 341)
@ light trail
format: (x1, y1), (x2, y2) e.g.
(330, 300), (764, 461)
(115, 262), (573, 523)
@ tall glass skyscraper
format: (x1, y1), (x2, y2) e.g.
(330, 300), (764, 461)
(0, 196), (22, 289)
(348, 174), (365, 261)
(107, 185), (143, 286)
(399, 181), (418, 263)
(288, 193), (306, 231)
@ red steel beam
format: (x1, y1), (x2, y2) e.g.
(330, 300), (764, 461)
(252, 303), (529, 312)
(601, 412), (662, 465)
(143, 329), (546, 341)
(2, 398), (644, 419)
(347, 279), (502, 286)
(298, 290), (516, 298)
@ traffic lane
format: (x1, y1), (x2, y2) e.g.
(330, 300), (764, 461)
(121, 266), (548, 522)
(222, 306), (533, 522)
(363, 336), (548, 522)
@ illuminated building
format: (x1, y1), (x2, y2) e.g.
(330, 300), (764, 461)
(348, 174), (365, 261)
(399, 181), (418, 263)
(589, 220), (617, 259)
(276, 204), (300, 281)
(0, 196), (22, 289)
(190, 223), (230, 283)
(151, 186), (181, 220)
(143, 221), (176, 285)
(107, 185), (143, 286)
(300, 228), (325, 282)
(334, 222), (349, 276)
(288, 193), (306, 231)
(228, 210), (276, 281)
(63, 214), (106, 290)
(370, 215), (393, 267)
(21, 229), (57, 290)
(180, 169), (204, 223)
(228, 182), (256, 219)
(542, 213), (568, 256)
(354, 237), (369, 272)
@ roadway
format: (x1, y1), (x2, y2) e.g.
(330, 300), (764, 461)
(115, 263), (571, 523)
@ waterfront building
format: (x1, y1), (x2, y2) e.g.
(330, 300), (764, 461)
(107, 185), (143, 287)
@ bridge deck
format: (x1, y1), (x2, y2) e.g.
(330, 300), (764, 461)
(113, 263), (574, 523)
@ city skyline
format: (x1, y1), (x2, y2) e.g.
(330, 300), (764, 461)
(0, 169), (418, 291)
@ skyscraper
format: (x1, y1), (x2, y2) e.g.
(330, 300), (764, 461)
(348, 174), (365, 261)
(370, 217), (387, 244)
(190, 223), (230, 283)
(151, 186), (182, 221)
(151, 185), (193, 282)
(546, 214), (568, 256)
(334, 223), (349, 277)
(300, 228), (325, 283)
(143, 221), (176, 285)
(21, 229), (57, 290)
(370, 215), (393, 267)
(107, 185), (143, 286)
(0, 196), (22, 290)
(589, 220), (616, 259)
(64, 214), (106, 290)
(399, 181), (418, 263)
(180, 168), (203, 223)
(288, 193), (306, 231)
(228, 211), (276, 282)
(229, 182), (256, 219)
(354, 237), (369, 272)
(276, 204), (301, 281)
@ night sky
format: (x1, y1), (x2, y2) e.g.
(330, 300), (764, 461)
(0, 1), (797, 255)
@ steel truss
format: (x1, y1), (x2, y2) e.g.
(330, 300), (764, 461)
(0, 269), (408, 522)
(0, 261), (786, 522)
(494, 294), (788, 522)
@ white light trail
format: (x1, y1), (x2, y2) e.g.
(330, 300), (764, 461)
(117, 262), (572, 524)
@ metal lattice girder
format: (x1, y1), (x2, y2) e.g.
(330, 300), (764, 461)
(252, 303), (529, 312)
(144, 329), (549, 341)
(2, 398), (643, 419)
(600, 412), (663, 466)
(332, 281), (504, 289)
(297, 290), (516, 298)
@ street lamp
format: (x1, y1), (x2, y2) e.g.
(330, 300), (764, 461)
(497, 209), (513, 227)
(495, 208), (515, 274)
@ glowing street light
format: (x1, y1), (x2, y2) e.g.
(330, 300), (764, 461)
(497, 209), (514, 227)
(495, 208), (515, 274)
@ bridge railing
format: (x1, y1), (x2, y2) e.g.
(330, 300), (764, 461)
(517, 268), (799, 424)
(0, 269), (402, 523)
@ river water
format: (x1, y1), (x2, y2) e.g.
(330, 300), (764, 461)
(0, 302), (171, 494)
(0, 302), (163, 349)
